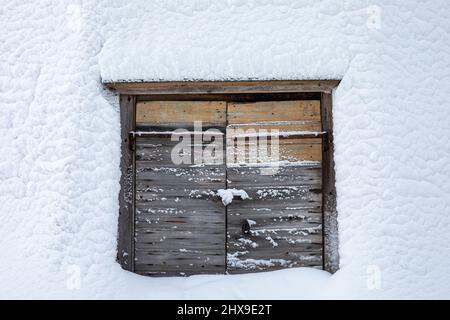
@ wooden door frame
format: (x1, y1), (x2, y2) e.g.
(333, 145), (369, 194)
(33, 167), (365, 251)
(111, 80), (340, 274)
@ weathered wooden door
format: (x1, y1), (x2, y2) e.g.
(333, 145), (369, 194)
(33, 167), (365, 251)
(133, 101), (227, 276)
(225, 101), (323, 273)
(132, 99), (324, 276)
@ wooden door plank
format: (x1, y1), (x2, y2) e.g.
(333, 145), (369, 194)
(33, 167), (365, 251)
(226, 121), (322, 134)
(135, 138), (225, 166)
(227, 100), (320, 124)
(133, 100), (227, 276)
(136, 101), (226, 126)
(225, 99), (324, 273)
(117, 95), (135, 271)
(226, 138), (323, 163)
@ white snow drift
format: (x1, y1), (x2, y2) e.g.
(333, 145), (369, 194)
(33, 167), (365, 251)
(1, 0), (450, 299)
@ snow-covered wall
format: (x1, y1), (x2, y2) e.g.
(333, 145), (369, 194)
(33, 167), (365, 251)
(1, 0), (450, 299)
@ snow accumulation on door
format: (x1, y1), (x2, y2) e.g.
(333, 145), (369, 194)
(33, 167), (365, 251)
(217, 189), (250, 206)
(1, 0), (450, 299)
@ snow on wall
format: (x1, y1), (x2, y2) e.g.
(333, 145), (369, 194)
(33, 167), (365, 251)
(99, 1), (351, 82)
(1, 0), (450, 299)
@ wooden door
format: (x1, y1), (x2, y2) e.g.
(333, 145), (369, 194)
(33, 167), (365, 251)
(133, 101), (227, 276)
(226, 100), (324, 273)
(131, 99), (324, 276)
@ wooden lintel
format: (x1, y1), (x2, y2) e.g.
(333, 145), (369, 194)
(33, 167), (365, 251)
(104, 80), (340, 95)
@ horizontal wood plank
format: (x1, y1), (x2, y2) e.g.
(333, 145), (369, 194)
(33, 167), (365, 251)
(226, 138), (322, 163)
(136, 101), (226, 126)
(227, 165), (322, 187)
(227, 250), (322, 273)
(226, 121), (322, 134)
(136, 137), (226, 165)
(228, 100), (320, 124)
(104, 80), (340, 95)
(135, 255), (224, 266)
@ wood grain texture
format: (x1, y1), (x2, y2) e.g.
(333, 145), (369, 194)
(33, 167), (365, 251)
(136, 101), (226, 126)
(118, 93), (338, 276)
(134, 134), (226, 276)
(226, 137), (322, 163)
(135, 92), (321, 103)
(227, 164), (322, 186)
(227, 122), (322, 135)
(321, 92), (339, 273)
(133, 102), (227, 276)
(225, 100), (324, 273)
(227, 100), (320, 124)
(117, 95), (135, 271)
(135, 136), (225, 167)
(104, 80), (340, 95)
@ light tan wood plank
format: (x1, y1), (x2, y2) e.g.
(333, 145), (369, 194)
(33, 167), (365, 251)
(227, 121), (322, 135)
(228, 100), (320, 124)
(136, 101), (226, 125)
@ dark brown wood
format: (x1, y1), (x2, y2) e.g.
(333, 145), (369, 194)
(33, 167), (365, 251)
(321, 92), (339, 273)
(117, 95), (136, 271)
(105, 80), (340, 95)
(135, 92), (321, 102)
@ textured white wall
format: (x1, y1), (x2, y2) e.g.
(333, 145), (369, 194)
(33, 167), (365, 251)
(1, 0), (449, 298)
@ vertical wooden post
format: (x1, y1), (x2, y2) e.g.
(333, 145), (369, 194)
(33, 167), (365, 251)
(118, 95), (136, 271)
(321, 92), (339, 273)
(225, 102), (229, 274)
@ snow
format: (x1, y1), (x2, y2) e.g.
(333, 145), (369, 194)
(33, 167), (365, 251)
(98, 3), (350, 82)
(217, 188), (250, 206)
(1, 0), (450, 299)
(227, 252), (294, 270)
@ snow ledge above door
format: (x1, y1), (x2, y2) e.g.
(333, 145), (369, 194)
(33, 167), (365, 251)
(98, 15), (350, 83)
